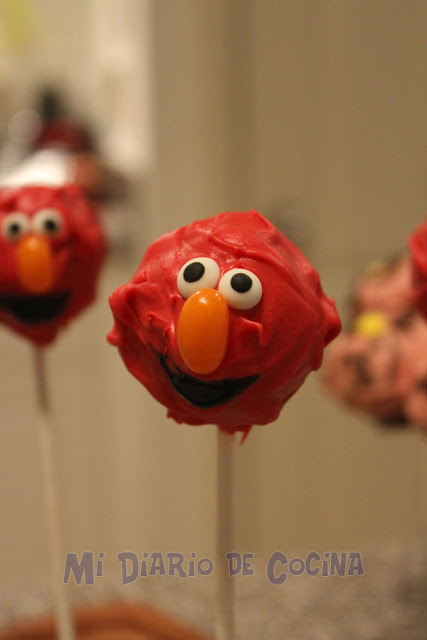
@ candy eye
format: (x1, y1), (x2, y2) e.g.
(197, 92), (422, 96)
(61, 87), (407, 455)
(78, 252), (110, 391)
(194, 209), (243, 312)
(218, 268), (262, 310)
(1, 213), (29, 241)
(177, 257), (220, 298)
(32, 209), (64, 236)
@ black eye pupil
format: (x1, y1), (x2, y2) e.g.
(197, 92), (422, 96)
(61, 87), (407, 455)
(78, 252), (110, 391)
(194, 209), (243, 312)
(44, 219), (58, 232)
(231, 273), (252, 293)
(9, 223), (21, 235)
(184, 262), (205, 283)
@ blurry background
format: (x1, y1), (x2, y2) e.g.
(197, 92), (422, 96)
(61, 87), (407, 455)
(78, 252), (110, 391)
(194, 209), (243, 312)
(0, 0), (425, 618)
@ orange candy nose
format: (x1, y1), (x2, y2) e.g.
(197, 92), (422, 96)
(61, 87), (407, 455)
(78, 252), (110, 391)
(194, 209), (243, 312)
(177, 289), (229, 375)
(17, 236), (55, 294)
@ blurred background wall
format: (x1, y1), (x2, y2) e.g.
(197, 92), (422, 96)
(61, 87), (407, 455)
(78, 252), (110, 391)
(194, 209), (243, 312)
(0, 0), (425, 594)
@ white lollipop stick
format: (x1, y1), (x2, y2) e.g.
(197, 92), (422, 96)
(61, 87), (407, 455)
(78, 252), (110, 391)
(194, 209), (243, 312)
(215, 428), (236, 640)
(33, 348), (76, 640)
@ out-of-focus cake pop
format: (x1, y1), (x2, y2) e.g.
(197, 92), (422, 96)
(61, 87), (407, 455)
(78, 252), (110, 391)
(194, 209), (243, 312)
(31, 88), (127, 206)
(0, 153), (106, 345)
(324, 246), (427, 435)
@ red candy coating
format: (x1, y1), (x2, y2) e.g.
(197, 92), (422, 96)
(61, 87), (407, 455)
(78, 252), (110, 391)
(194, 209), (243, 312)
(108, 211), (341, 433)
(0, 185), (106, 346)
(410, 217), (427, 320)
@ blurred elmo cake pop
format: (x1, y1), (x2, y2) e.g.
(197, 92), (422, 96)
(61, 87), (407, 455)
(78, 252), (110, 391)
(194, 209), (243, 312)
(108, 210), (341, 434)
(410, 216), (427, 321)
(0, 184), (106, 346)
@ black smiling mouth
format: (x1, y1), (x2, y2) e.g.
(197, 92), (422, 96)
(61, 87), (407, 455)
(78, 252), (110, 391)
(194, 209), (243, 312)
(157, 352), (258, 408)
(0, 292), (70, 324)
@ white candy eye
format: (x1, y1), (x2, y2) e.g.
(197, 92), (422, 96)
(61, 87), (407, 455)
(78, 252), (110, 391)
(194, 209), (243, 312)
(32, 208), (63, 236)
(1, 212), (29, 241)
(177, 257), (220, 298)
(218, 268), (262, 310)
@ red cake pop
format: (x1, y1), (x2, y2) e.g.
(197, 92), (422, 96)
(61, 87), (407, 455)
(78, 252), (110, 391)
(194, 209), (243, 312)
(410, 216), (427, 321)
(108, 211), (341, 434)
(0, 184), (106, 346)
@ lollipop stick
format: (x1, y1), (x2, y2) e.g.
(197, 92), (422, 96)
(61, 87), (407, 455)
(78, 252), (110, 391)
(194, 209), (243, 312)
(215, 429), (235, 640)
(33, 348), (76, 640)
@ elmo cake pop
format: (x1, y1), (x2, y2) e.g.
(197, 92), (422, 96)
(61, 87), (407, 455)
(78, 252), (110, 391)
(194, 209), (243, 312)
(0, 184), (106, 346)
(108, 210), (341, 433)
(0, 157), (106, 640)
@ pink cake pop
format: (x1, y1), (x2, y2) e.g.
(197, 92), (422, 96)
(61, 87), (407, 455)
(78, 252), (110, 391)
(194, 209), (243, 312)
(324, 250), (427, 434)
(108, 211), (341, 434)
